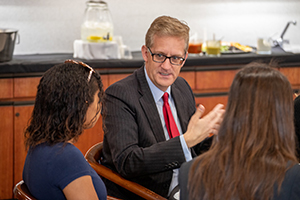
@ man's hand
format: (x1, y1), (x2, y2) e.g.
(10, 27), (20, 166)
(183, 104), (225, 148)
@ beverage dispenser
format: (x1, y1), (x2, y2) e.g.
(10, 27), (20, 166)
(81, 0), (114, 42)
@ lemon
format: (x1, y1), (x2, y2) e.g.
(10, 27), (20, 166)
(87, 35), (113, 42)
(87, 36), (102, 42)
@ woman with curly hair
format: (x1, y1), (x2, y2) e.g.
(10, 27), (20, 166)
(179, 63), (300, 200)
(23, 60), (106, 200)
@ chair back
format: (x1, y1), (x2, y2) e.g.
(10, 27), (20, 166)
(13, 180), (36, 200)
(13, 177), (119, 200)
(85, 142), (167, 200)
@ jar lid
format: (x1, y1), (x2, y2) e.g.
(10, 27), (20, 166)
(86, 0), (108, 7)
(87, 0), (107, 4)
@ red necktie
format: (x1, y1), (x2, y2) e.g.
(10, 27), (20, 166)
(162, 92), (180, 138)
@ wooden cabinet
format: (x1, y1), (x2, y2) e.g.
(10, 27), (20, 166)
(0, 106), (14, 199)
(195, 69), (238, 93)
(0, 78), (13, 99)
(75, 117), (104, 156)
(279, 67), (300, 89)
(101, 74), (109, 90)
(1, 63), (300, 199)
(195, 95), (229, 116)
(13, 105), (34, 187)
(180, 71), (196, 90)
(108, 73), (131, 86)
(14, 77), (40, 98)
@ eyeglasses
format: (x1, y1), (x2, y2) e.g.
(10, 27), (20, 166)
(147, 47), (185, 66)
(64, 59), (95, 82)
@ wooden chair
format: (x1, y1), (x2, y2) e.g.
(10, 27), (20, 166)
(13, 180), (120, 200)
(85, 142), (167, 200)
(13, 180), (36, 200)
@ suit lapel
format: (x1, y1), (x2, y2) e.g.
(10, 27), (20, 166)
(171, 83), (191, 135)
(137, 67), (166, 142)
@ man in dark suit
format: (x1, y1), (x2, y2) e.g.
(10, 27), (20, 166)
(101, 15), (224, 199)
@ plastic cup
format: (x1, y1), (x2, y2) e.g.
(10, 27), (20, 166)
(206, 40), (221, 57)
(256, 37), (272, 55)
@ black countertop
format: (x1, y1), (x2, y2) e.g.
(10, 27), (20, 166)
(1, 47), (300, 77)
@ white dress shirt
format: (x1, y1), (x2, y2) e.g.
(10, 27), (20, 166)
(144, 67), (192, 195)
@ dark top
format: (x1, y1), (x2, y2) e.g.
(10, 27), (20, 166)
(179, 159), (300, 200)
(294, 95), (300, 159)
(23, 142), (107, 200)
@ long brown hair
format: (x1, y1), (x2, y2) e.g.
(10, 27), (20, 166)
(188, 63), (297, 200)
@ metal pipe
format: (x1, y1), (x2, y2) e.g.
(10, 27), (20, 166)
(280, 20), (297, 39)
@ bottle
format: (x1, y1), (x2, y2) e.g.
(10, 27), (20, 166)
(81, 0), (114, 42)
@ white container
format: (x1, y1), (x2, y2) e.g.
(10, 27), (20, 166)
(81, 1), (114, 42)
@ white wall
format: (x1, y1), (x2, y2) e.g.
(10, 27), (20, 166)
(1, 0), (299, 55)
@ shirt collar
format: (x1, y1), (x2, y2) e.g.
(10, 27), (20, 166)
(144, 66), (171, 103)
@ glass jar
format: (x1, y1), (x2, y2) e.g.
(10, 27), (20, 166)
(81, 0), (114, 42)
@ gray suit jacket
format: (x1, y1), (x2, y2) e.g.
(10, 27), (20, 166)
(102, 66), (211, 199)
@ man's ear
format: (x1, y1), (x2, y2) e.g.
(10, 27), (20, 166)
(181, 51), (188, 66)
(185, 51), (189, 60)
(141, 45), (149, 62)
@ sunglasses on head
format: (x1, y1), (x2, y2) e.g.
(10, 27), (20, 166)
(64, 59), (95, 82)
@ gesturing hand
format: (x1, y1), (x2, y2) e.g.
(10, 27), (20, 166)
(184, 104), (225, 148)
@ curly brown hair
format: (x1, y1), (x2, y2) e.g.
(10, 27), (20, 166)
(24, 61), (104, 149)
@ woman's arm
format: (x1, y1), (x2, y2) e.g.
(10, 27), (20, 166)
(63, 175), (99, 200)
